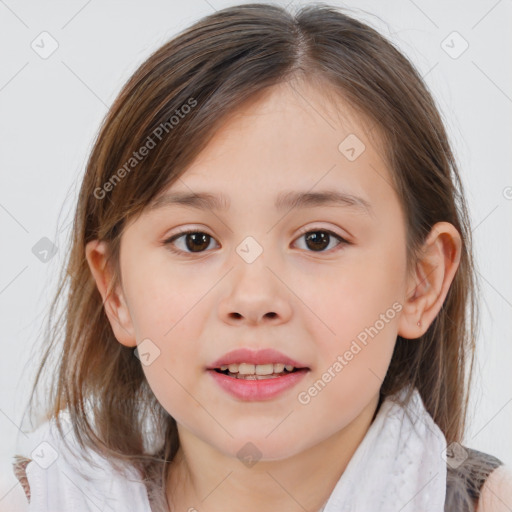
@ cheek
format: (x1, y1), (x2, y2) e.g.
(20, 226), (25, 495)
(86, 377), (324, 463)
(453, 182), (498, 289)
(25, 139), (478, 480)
(308, 241), (406, 379)
(133, 307), (206, 427)
(123, 248), (213, 339)
(140, 354), (207, 433)
(309, 259), (403, 333)
(293, 258), (404, 435)
(121, 252), (212, 414)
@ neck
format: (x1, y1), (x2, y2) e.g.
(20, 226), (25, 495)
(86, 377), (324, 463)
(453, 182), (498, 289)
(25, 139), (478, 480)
(165, 393), (380, 512)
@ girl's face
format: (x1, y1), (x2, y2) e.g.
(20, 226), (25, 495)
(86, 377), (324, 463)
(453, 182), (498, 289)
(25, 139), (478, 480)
(102, 81), (417, 459)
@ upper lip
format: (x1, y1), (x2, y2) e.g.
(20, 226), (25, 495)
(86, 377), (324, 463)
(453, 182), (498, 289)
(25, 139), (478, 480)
(207, 348), (308, 369)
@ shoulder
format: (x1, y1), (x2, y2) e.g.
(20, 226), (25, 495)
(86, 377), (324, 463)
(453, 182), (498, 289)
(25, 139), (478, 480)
(477, 464), (512, 512)
(445, 445), (505, 511)
(11, 415), (153, 510)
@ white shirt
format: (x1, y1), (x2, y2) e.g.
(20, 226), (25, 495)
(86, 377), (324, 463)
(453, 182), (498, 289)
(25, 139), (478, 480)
(13, 387), (448, 512)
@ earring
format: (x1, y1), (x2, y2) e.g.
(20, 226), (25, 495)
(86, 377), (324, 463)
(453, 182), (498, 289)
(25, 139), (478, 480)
(417, 320), (421, 327)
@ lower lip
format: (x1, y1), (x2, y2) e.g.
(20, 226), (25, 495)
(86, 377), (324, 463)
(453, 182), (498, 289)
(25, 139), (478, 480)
(207, 369), (309, 401)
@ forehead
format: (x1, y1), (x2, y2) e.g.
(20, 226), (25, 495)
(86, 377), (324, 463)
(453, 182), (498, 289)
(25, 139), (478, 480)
(202, 80), (381, 163)
(147, 79), (398, 220)
(208, 79), (380, 148)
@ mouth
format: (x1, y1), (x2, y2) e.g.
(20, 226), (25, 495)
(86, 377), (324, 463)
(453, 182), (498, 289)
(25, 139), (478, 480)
(211, 362), (308, 380)
(206, 348), (310, 399)
(207, 363), (309, 401)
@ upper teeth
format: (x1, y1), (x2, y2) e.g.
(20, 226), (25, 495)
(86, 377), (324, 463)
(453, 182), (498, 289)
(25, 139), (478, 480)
(219, 363), (295, 375)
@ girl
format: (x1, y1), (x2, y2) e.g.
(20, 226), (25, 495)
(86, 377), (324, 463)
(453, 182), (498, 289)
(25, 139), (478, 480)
(12, 2), (512, 511)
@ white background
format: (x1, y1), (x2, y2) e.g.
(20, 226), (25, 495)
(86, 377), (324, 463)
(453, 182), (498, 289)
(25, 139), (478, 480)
(1, 0), (511, 509)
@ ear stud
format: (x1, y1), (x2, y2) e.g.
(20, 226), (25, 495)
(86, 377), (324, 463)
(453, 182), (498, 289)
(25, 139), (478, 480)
(417, 321), (421, 327)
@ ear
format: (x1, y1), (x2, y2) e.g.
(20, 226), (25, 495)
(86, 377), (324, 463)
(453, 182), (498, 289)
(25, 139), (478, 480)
(85, 239), (137, 347)
(398, 222), (462, 339)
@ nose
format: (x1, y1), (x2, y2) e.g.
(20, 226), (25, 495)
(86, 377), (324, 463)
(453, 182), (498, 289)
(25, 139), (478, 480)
(217, 252), (293, 327)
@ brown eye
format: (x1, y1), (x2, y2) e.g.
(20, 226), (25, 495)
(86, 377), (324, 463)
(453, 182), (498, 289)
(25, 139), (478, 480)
(294, 229), (347, 253)
(183, 232), (211, 252)
(304, 231), (330, 251)
(164, 230), (218, 254)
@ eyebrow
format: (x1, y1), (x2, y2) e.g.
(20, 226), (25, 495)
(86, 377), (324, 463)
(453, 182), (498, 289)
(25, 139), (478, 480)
(148, 189), (373, 216)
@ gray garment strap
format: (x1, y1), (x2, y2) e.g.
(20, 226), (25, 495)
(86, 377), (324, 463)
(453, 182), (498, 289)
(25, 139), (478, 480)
(445, 446), (503, 511)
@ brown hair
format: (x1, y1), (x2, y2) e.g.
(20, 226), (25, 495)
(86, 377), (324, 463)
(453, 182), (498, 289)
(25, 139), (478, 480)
(20, 2), (480, 509)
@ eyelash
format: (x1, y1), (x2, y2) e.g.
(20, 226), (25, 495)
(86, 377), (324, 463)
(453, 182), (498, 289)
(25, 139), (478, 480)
(162, 226), (350, 256)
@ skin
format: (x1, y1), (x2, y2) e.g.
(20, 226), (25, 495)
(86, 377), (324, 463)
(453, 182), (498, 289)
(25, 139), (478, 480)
(86, 79), (462, 512)
(479, 466), (512, 512)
